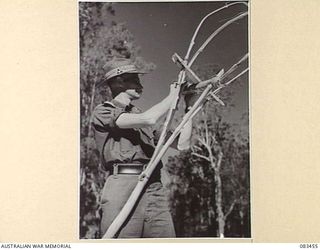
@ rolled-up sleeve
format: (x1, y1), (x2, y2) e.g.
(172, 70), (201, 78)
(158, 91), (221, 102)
(91, 104), (125, 130)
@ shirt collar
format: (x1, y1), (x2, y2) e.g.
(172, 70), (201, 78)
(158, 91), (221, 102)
(110, 99), (134, 112)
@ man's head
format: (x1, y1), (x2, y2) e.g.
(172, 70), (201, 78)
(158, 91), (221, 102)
(107, 73), (143, 99)
(102, 58), (146, 99)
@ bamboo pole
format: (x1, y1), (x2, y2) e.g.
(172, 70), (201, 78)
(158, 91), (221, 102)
(148, 71), (185, 166)
(185, 2), (248, 61)
(221, 54), (248, 82)
(188, 12), (248, 67)
(212, 68), (249, 95)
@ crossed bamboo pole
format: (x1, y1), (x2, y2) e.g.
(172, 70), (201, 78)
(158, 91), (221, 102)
(102, 2), (248, 238)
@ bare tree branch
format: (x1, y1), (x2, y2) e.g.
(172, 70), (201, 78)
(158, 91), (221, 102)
(191, 152), (210, 162)
(197, 137), (212, 155)
(216, 150), (223, 171)
(192, 145), (203, 152)
(224, 199), (238, 220)
(204, 112), (210, 145)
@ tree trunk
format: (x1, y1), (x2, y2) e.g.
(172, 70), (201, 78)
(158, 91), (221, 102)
(239, 209), (244, 237)
(88, 80), (96, 137)
(211, 151), (225, 238)
(215, 168), (225, 238)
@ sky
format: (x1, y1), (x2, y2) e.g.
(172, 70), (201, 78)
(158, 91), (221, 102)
(110, 1), (249, 124)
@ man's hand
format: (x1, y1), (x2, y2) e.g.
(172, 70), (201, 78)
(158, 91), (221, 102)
(183, 84), (201, 112)
(168, 82), (179, 97)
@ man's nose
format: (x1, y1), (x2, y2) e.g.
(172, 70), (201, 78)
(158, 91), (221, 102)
(136, 82), (143, 90)
(136, 87), (143, 94)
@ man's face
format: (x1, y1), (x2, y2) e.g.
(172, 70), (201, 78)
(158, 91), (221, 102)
(125, 74), (143, 100)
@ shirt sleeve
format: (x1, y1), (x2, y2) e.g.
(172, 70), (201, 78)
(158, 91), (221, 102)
(91, 103), (125, 130)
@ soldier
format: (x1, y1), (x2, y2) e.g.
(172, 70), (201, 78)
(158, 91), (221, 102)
(91, 58), (193, 238)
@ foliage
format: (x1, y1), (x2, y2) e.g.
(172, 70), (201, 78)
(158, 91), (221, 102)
(79, 2), (154, 239)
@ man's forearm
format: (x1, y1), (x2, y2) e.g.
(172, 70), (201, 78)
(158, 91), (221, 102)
(177, 118), (193, 150)
(116, 93), (175, 128)
(142, 94), (175, 124)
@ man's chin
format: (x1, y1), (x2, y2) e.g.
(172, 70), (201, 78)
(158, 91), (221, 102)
(129, 94), (141, 100)
(125, 90), (142, 100)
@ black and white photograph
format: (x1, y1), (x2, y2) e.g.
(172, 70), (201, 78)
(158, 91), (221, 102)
(79, 1), (250, 239)
(3, 0), (320, 245)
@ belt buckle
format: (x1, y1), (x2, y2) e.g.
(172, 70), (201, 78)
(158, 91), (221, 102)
(113, 163), (147, 176)
(113, 164), (119, 176)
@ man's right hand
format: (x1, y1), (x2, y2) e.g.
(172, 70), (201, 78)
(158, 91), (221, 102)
(183, 84), (201, 112)
(169, 82), (179, 97)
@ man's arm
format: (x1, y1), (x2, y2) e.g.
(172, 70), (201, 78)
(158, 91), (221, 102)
(176, 86), (201, 151)
(116, 84), (177, 129)
(150, 85), (196, 150)
(177, 118), (193, 150)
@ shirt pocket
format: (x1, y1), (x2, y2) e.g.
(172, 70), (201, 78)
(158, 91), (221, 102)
(109, 137), (141, 162)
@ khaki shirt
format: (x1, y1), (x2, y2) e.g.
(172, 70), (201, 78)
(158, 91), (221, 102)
(91, 100), (158, 169)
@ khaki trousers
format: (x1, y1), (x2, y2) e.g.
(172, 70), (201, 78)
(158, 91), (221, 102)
(100, 174), (176, 238)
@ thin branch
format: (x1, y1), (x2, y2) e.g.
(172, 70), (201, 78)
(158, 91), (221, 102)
(224, 199), (238, 220)
(192, 145), (203, 152)
(197, 137), (206, 146)
(204, 115), (210, 146)
(191, 152), (210, 162)
(208, 150), (217, 171)
(197, 137), (211, 153)
(216, 150), (224, 171)
(210, 135), (217, 148)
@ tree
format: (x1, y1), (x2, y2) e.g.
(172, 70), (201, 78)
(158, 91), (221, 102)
(191, 110), (249, 237)
(79, 2), (155, 239)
